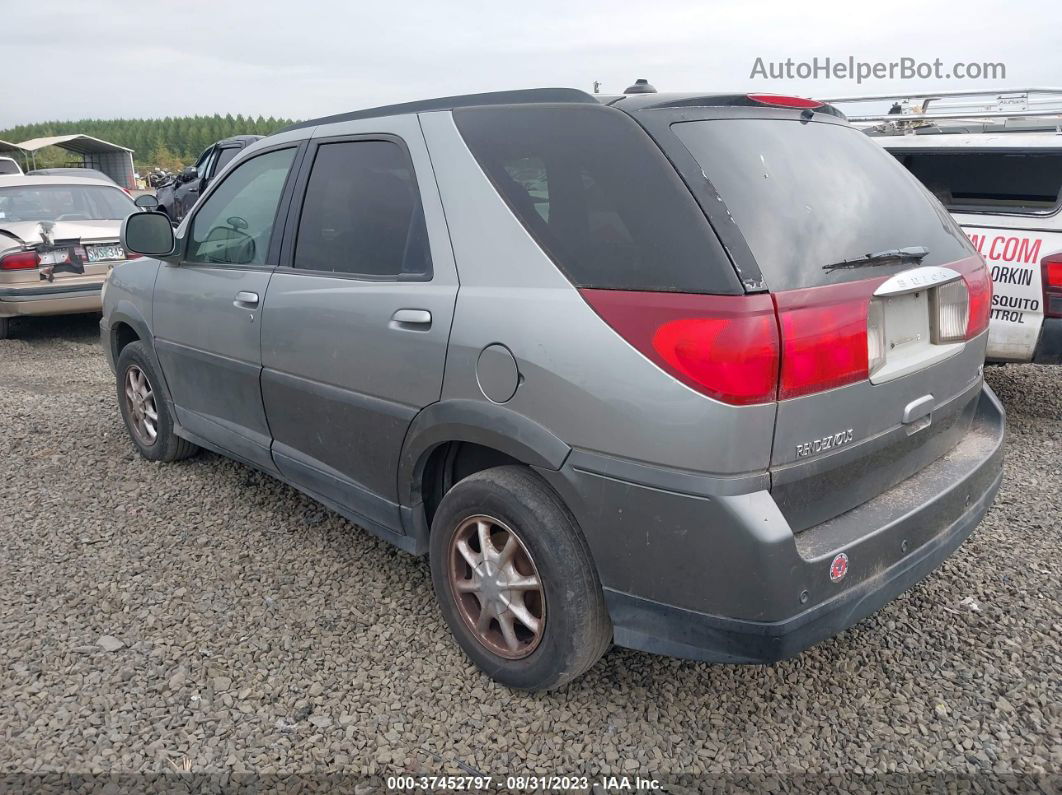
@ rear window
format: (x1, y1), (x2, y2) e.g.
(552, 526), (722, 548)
(890, 150), (1062, 216)
(672, 118), (975, 290)
(0, 184), (134, 222)
(454, 104), (740, 294)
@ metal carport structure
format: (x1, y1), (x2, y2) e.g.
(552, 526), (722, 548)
(0, 139), (25, 169)
(15, 134), (135, 190)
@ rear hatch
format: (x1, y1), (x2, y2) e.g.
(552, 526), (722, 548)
(649, 105), (992, 530)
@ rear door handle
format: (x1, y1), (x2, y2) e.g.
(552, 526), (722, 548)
(390, 308), (432, 329)
(234, 291), (259, 308)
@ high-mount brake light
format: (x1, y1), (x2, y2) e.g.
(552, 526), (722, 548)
(746, 93), (823, 109)
(0, 250), (39, 271)
(579, 289), (780, 406)
(1043, 251), (1062, 319)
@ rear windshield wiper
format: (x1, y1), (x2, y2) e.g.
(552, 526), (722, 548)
(822, 246), (929, 272)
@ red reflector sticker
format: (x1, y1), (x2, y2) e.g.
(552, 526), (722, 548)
(829, 553), (849, 583)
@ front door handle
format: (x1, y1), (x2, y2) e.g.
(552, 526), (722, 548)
(390, 308), (432, 329)
(234, 291), (259, 308)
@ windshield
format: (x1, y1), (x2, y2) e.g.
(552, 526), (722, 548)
(671, 118), (975, 290)
(0, 184), (134, 223)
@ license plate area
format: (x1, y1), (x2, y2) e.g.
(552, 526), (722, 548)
(870, 285), (963, 384)
(86, 244), (125, 263)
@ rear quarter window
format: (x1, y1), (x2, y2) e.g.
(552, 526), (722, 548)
(453, 104), (741, 294)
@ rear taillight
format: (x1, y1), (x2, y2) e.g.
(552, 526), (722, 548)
(932, 279), (970, 344)
(1043, 251), (1062, 319)
(582, 259), (986, 405)
(126, 252), (143, 260)
(579, 289), (780, 405)
(773, 281), (873, 400)
(0, 251), (39, 270)
(962, 264), (992, 337)
(746, 93), (823, 109)
(867, 299), (886, 375)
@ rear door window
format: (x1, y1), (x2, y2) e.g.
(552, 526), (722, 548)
(890, 150), (1062, 215)
(672, 118), (975, 290)
(292, 140), (431, 278)
(454, 104), (740, 294)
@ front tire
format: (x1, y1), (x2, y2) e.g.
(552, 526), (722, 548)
(116, 341), (198, 462)
(429, 465), (611, 690)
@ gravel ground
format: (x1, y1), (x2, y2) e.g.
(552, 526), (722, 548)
(0, 314), (1059, 785)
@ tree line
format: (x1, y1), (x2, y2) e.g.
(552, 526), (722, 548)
(0, 114), (298, 172)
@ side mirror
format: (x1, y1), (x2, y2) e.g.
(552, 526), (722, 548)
(134, 194), (159, 210)
(121, 211), (176, 258)
(179, 166), (198, 183)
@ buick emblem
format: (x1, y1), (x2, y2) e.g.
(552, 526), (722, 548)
(829, 553), (849, 583)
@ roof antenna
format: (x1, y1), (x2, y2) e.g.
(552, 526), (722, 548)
(593, 80), (601, 94)
(623, 78), (657, 95)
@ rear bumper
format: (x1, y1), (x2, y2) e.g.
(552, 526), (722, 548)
(1032, 317), (1062, 364)
(539, 384), (1005, 664)
(0, 281), (103, 318)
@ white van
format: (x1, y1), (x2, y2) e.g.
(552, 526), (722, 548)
(834, 89), (1062, 364)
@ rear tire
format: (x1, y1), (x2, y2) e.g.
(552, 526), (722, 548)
(116, 341), (198, 462)
(429, 465), (611, 690)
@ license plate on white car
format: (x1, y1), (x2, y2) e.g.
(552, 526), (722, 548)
(86, 244), (125, 263)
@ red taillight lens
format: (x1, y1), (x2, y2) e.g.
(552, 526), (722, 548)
(962, 263), (992, 337)
(579, 289), (780, 405)
(746, 93), (823, 109)
(0, 251), (39, 270)
(1043, 251), (1062, 319)
(126, 252), (143, 260)
(773, 281), (873, 400)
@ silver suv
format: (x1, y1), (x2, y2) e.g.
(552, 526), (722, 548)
(102, 88), (1005, 690)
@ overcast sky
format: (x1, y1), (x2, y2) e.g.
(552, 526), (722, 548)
(1, 0), (1058, 129)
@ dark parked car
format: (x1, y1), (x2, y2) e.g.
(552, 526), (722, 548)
(155, 135), (261, 223)
(105, 88), (1004, 690)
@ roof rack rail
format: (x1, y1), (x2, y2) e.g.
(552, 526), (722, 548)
(820, 87), (1062, 124)
(280, 88), (598, 133)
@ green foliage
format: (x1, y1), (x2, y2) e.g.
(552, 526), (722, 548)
(0, 114), (297, 171)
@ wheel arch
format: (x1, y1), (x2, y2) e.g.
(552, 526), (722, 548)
(398, 399), (571, 548)
(108, 303), (175, 409)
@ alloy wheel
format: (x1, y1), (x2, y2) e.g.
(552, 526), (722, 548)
(448, 514), (546, 659)
(124, 365), (159, 446)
